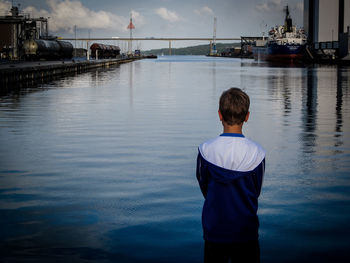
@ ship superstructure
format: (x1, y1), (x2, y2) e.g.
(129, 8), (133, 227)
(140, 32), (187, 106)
(253, 5), (307, 61)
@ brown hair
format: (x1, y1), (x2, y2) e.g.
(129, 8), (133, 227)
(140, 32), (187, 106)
(219, 87), (250, 125)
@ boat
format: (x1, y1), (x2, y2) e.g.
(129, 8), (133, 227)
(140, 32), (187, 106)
(253, 5), (307, 62)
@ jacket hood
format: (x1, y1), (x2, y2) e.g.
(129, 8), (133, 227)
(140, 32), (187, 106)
(198, 135), (265, 184)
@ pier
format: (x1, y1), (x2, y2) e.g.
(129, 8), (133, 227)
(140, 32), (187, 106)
(0, 57), (141, 92)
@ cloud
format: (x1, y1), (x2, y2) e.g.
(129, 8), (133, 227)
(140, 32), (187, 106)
(255, 0), (282, 12)
(20, 0), (129, 33)
(194, 6), (214, 16)
(154, 7), (183, 22)
(0, 0), (11, 15)
(130, 9), (145, 27)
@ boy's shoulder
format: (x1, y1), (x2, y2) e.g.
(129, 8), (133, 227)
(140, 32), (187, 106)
(199, 134), (265, 154)
(199, 135), (265, 172)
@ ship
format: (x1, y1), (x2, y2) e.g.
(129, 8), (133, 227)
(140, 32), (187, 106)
(253, 5), (307, 62)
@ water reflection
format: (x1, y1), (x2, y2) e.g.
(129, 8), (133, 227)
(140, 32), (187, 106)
(212, 61), (216, 95)
(301, 67), (318, 154)
(129, 62), (134, 107)
(0, 57), (350, 263)
(298, 65), (350, 172)
(280, 69), (292, 117)
(265, 69), (295, 116)
(334, 68), (345, 149)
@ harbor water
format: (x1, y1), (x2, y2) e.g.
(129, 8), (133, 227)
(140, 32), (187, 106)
(0, 56), (350, 262)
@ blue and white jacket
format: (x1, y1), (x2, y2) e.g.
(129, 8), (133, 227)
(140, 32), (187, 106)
(196, 133), (265, 243)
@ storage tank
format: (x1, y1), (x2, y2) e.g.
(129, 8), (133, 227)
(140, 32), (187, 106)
(57, 40), (73, 58)
(90, 43), (121, 59)
(36, 40), (60, 58)
(23, 39), (72, 59)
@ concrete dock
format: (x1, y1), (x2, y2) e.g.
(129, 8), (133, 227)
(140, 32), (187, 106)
(0, 57), (141, 92)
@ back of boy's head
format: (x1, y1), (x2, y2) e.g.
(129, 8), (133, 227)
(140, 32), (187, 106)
(219, 87), (250, 125)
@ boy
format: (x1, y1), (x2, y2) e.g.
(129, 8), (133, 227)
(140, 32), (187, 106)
(196, 87), (265, 263)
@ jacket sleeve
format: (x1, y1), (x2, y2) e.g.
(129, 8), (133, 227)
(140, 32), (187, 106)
(254, 158), (265, 197)
(196, 151), (208, 198)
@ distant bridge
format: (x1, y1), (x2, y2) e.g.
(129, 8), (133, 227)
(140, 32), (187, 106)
(58, 37), (240, 41)
(58, 37), (242, 55)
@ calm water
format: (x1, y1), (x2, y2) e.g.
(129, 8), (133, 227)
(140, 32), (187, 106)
(0, 56), (350, 263)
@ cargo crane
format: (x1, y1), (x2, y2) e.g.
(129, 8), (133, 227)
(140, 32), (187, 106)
(210, 17), (217, 56)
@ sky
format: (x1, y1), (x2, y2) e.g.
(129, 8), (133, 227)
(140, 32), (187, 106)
(0, 0), (304, 50)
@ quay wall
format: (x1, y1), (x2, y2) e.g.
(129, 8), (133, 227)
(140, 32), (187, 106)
(0, 57), (140, 91)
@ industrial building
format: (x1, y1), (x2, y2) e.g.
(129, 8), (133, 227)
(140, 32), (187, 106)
(304, 0), (350, 60)
(0, 5), (49, 60)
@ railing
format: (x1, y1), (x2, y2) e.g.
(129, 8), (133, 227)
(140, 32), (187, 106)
(314, 41), (339, 50)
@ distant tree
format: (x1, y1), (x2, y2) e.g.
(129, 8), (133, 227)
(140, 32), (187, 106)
(143, 43), (240, 56)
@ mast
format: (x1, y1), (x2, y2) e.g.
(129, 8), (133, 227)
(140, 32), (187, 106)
(127, 13), (135, 55)
(284, 5), (293, 33)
